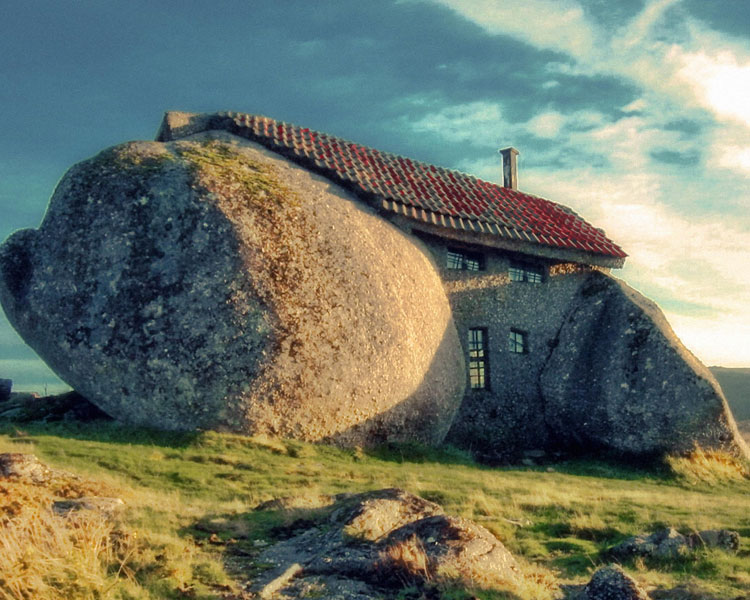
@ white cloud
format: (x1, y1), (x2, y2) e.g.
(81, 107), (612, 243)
(406, 100), (506, 145)
(526, 112), (565, 138)
(427, 0), (599, 58)
(666, 313), (750, 368)
(677, 50), (750, 126)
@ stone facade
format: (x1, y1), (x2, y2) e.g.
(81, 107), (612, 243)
(406, 234), (747, 461)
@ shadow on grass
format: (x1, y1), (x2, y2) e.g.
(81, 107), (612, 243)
(0, 419), (202, 448)
(364, 441), (481, 467)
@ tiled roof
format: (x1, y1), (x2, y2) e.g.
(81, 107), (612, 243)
(164, 111), (627, 262)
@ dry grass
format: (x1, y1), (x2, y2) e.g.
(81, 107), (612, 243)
(0, 480), (137, 600)
(380, 534), (433, 585)
(666, 446), (749, 485)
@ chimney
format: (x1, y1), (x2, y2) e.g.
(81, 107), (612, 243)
(499, 147), (519, 190)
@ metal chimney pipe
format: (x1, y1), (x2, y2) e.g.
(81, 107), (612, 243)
(499, 147), (519, 190)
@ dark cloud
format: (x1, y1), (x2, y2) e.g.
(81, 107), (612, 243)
(577, 0), (647, 30)
(661, 118), (706, 135)
(650, 149), (701, 166)
(681, 0), (750, 41)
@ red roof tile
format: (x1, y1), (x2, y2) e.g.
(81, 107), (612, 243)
(172, 112), (627, 262)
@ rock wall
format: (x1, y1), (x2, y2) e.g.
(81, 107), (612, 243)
(0, 133), (465, 446)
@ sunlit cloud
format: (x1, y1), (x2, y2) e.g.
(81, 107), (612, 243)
(426, 0), (599, 58)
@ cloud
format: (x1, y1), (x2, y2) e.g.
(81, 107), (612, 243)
(676, 50), (750, 126)
(427, 0), (599, 58)
(407, 100), (505, 145)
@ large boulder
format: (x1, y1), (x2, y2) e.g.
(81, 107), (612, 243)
(0, 133), (465, 445)
(540, 270), (749, 458)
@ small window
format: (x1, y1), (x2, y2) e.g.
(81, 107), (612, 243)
(468, 328), (489, 389)
(509, 261), (544, 283)
(447, 248), (483, 271)
(508, 329), (528, 354)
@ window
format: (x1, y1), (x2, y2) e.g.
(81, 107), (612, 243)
(447, 248), (483, 271)
(508, 329), (528, 354)
(509, 261), (544, 283)
(468, 328), (489, 389)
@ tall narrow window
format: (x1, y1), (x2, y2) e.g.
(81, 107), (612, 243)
(509, 261), (544, 283)
(447, 248), (483, 271)
(468, 328), (489, 389)
(508, 329), (528, 354)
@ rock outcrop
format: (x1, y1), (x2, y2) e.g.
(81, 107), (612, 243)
(583, 564), (651, 600)
(0, 134), (465, 446)
(251, 488), (521, 598)
(540, 271), (748, 458)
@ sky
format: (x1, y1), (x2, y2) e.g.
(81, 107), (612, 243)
(1, 0), (749, 392)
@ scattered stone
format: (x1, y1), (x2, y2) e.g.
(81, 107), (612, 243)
(0, 378), (11, 402)
(0, 452), (52, 484)
(257, 563), (303, 600)
(611, 528), (690, 560)
(254, 494), (336, 512)
(687, 529), (741, 553)
(338, 487), (445, 541)
(271, 575), (380, 600)
(611, 527), (742, 560)
(584, 564), (650, 599)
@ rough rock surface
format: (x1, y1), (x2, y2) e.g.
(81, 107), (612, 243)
(611, 528), (690, 560)
(611, 527), (741, 559)
(0, 379), (10, 402)
(584, 564), (651, 600)
(251, 488), (520, 597)
(0, 133), (465, 445)
(540, 270), (748, 458)
(0, 453), (52, 484)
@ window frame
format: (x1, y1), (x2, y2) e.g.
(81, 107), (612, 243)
(508, 328), (528, 354)
(508, 260), (545, 283)
(446, 248), (485, 272)
(468, 327), (490, 390)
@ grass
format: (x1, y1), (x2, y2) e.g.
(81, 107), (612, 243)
(0, 419), (749, 599)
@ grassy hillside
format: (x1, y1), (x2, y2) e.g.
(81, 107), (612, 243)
(710, 367), (750, 421)
(0, 418), (748, 600)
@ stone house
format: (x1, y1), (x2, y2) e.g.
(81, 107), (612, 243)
(4, 110), (743, 462)
(157, 111), (636, 457)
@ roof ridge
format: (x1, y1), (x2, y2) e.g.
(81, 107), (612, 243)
(159, 111), (627, 266)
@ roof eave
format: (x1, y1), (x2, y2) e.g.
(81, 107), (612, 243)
(393, 216), (626, 269)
